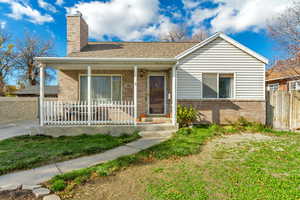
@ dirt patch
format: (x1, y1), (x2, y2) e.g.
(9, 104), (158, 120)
(0, 189), (36, 200)
(67, 133), (275, 200)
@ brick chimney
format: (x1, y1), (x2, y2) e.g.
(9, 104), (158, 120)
(66, 11), (88, 55)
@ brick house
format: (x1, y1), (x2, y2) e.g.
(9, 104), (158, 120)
(35, 12), (268, 128)
(266, 57), (300, 91)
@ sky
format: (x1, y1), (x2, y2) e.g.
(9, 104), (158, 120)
(0, 0), (293, 85)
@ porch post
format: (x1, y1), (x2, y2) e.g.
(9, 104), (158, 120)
(172, 63), (177, 125)
(87, 65), (92, 126)
(134, 65), (138, 125)
(39, 63), (45, 126)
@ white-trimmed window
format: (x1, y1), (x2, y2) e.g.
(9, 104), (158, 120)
(267, 83), (279, 91)
(80, 75), (122, 101)
(202, 73), (234, 99)
(289, 80), (300, 91)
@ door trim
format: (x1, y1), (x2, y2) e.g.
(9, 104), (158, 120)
(147, 73), (167, 115)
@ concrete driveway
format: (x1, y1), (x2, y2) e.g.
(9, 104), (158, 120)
(0, 120), (39, 140)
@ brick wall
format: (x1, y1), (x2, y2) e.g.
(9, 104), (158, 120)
(67, 14), (88, 55)
(178, 99), (266, 124)
(0, 97), (38, 124)
(59, 69), (173, 117)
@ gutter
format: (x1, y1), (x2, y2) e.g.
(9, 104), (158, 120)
(34, 57), (177, 64)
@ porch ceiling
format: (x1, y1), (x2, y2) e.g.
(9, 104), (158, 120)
(35, 57), (177, 70)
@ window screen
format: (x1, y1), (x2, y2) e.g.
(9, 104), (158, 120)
(219, 74), (233, 98)
(203, 73), (218, 98)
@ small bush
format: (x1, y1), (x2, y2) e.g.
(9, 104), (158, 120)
(177, 105), (198, 128)
(177, 127), (193, 135)
(50, 179), (66, 191)
(96, 166), (111, 176)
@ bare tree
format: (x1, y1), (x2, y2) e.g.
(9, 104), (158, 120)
(15, 31), (55, 86)
(189, 30), (208, 42)
(160, 26), (187, 42)
(0, 31), (15, 96)
(268, 1), (300, 57)
(160, 25), (208, 42)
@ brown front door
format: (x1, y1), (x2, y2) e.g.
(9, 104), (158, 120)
(149, 75), (165, 114)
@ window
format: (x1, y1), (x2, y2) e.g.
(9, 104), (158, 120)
(267, 83), (279, 91)
(289, 81), (300, 91)
(202, 73), (234, 99)
(80, 75), (122, 101)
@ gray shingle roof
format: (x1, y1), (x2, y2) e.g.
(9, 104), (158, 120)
(69, 42), (198, 58)
(15, 86), (58, 95)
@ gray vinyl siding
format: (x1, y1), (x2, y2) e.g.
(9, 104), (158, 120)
(177, 37), (265, 100)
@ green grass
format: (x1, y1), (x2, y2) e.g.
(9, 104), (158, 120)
(0, 133), (140, 175)
(204, 135), (300, 199)
(47, 120), (300, 199)
(48, 125), (216, 192)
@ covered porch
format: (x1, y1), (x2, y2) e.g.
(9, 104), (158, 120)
(36, 57), (177, 127)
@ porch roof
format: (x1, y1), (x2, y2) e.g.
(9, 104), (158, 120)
(35, 57), (176, 64)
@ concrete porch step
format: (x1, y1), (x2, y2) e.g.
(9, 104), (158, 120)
(137, 124), (178, 131)
(139, 130), (176, 138)
(140, 117), (172, 123)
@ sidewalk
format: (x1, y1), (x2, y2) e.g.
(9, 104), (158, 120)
(0, 132), (172, 186)
(0, 120), (38, 140)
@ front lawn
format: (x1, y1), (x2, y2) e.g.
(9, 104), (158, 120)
(48, 121), (300, 200)
(0, 133), (140, 175)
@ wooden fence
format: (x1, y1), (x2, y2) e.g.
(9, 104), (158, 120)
(43, 100), (135, 126)
(266, 91), (300, 130)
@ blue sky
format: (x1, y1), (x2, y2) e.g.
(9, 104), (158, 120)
(0, 0), (291, 84)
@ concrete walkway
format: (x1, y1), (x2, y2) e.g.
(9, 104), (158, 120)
(0, 120), (38, 140)
(0, 132), (172, 186)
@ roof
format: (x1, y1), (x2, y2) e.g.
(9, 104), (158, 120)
(176, 32), (269, 64)
(69, 42), (198, 58)
(266, 56), (300, 81)
(15, 85), (58, 96)
(35, 32), (268, 66)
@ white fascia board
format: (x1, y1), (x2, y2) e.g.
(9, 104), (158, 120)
(175, 32), (269, 64)
(34, 57), (177, 65)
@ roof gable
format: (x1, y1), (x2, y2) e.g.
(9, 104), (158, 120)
(175, 32), (268, 64)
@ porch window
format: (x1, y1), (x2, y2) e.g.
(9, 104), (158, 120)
(202, 73), (234, 99)
(267, 83), (279, 91)
(289, 80), (300, 91)
(80, 75), (122, 101)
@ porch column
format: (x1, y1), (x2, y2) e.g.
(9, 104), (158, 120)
(172, 63), (177, 125)
(87, 65), (92, 126)
(39, 63), (45, 126)
(134, 65), (138, 125)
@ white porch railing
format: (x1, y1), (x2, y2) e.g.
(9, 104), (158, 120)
(43, 100), (135, 126)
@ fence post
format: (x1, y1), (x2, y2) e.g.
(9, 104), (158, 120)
(87, 65), (92, 126)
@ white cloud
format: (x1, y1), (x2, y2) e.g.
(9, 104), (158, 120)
(66, 0), (177, 41)
(3, 1), (54, 24)
(55, 0), (64, 6)
(182, 0), (200, 9)
(0, 21), (6, 29)
(187, 0), (291, 33)
(38, 0), (57, 13)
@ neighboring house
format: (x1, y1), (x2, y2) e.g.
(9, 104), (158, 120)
(14, 85), (58, 97)
(266, 57), (300, 91)
(2, 85), (18, 96)
(35, 12), (268, 127)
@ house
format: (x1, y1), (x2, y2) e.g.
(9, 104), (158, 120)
(35, 12), (268, 129)
(14, 85), (58, 97)
(266, 56), (300, 91)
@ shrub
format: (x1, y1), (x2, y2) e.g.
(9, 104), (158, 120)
(177, 127), (193, 135)
(50, 179), (66, 191)
(177, 105), (198, 128)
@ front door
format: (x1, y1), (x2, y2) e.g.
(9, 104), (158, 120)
(149, 75), (165, 114)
